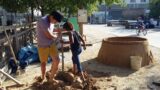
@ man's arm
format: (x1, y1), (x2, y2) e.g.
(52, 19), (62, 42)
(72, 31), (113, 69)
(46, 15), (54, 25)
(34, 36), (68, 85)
(38, 21), (57, 39)
(44, 31), (57, 39)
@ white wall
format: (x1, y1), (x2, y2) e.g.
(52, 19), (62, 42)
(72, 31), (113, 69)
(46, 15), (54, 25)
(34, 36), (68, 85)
(125, 0), (150, 4)
(125, 0), (131, 4)
(0, 7), (2, 11)
(137, 0), (149, 4)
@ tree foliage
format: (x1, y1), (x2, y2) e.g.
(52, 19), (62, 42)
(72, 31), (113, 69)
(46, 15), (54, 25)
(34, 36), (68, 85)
(0, 0), (28, 13)
(0, 0), (123, 16)
(149, 0), (160, 18)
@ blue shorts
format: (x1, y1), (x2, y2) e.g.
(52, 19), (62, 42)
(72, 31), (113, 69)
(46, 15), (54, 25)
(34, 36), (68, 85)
(71, 48), (83, 72)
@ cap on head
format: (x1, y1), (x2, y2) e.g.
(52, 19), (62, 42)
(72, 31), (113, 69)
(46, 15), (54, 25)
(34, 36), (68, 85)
(50, 11), (63, 22)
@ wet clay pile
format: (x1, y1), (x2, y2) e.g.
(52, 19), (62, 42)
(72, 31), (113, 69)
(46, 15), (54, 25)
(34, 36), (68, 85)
(32, 70), (99, 90)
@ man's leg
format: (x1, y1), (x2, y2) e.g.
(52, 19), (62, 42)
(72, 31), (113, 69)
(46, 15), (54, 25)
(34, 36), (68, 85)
(50, 56), (60, 80)
(48, 44), (60, 81)
(38, 47), (49, 81)
(41, 62), (46, 80)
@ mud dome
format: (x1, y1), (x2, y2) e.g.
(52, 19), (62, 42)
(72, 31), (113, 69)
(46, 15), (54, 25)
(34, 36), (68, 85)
(97, 37), (154, 68)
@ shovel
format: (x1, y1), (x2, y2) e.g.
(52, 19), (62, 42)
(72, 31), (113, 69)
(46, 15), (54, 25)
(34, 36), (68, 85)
(60, 33), (64, 72)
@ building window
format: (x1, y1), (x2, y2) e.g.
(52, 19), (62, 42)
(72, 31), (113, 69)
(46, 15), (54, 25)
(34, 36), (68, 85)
(130, 0), (136, 3)
(141, 0), (146, 2)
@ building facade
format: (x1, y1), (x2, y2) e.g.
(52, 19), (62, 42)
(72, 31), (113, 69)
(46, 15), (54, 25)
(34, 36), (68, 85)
(99, 0), (150, 19)
(109, 0), (150, 19)
(0, 6), (27, 26)
(90, 0), (151, 23)
(0, 7), (7, 25)
(126, 0), (149, 8)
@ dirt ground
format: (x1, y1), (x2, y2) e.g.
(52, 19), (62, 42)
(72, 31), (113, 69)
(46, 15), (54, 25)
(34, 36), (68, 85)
(1, 25), (160, 90)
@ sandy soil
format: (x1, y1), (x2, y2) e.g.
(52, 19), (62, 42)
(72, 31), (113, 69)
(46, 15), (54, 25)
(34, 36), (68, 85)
(1, 25), (160, 90)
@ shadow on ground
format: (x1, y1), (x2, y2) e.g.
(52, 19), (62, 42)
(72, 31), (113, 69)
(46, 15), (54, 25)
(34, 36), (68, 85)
(81, 58), (134, 78)
(144, 72), (160, 90)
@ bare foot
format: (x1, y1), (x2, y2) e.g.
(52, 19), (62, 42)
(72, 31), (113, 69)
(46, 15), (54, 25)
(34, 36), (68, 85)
(46, 71), (51, 81)
(48, 78), (59, 84)
(35, 76), (44, 82)
(46, 71), (59, 84)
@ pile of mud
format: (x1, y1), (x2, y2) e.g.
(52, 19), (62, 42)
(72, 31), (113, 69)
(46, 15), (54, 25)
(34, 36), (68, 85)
(32, 70), (99, 90)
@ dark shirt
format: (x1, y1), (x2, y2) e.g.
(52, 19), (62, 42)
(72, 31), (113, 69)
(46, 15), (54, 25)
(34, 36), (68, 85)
(137, 20), (145, 28)
(70, 31), (81, 52)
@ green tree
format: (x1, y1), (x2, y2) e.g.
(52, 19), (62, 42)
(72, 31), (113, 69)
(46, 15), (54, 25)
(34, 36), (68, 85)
(149, 0), (160, 18)
(0, 0), (29, 23)
(21, 0), (37, 21)
(0, 0), (27, 13)
(0, 0), (123, 17)
(61, 0), (123, 17)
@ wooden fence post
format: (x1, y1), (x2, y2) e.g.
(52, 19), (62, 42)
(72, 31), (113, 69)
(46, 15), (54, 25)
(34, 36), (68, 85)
(30, 30), (33, 44)
(0, 44), (2, 60)
(12, 26), (19, 55)
(79, 22), (83, 35)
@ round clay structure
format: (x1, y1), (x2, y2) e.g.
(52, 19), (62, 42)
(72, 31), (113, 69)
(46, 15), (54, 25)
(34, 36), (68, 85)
(97, 37), (153, 68)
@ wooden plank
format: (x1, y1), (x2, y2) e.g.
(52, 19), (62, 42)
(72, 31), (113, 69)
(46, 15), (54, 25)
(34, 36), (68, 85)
(0, 69), (22, 85)
(81, 43), (93, 46)
(13, 28), (19, 54)
(0, 23), (36, 33)
(0, 28), (34, 44)
(29, 30), (33, 44)
(0, 64), (11, 84)
(4, 30), (18, 64)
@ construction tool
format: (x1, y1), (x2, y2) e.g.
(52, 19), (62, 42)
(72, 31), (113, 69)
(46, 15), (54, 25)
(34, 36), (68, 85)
(60, 32), (64, 72)
(59, 31), (70, 72)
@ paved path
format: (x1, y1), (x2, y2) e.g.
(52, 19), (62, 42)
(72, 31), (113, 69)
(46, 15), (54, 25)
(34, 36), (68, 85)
(84, 24), (160, 48)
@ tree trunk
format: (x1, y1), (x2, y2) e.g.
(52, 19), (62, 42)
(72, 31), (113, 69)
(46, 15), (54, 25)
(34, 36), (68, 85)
(31, 4), (34, 22)
(10, 13), (13, 25)
(14, 12), (17, 24)
(41, 9), (45, 16)
(35, 0), (44, 16)
(68, 8), (71, 18)
(40, 6), (45, 16)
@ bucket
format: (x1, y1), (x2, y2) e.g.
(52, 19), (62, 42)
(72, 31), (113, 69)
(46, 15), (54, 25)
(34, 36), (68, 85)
(130, 56), (142, 70)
